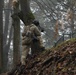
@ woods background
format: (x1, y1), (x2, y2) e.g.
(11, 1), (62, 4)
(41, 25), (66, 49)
(0, 0), (76, 73)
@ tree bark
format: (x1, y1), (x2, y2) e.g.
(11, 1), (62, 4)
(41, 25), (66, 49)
(0, 0), (3, 73)
(19, 0), (34, 25)
(12, 0), (21, 66)
(3, 0), (12, 71)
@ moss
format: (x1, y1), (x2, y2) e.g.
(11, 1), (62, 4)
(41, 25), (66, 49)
(53, 38), (76, 50)
(44, 38), (76, 53)
(26, 11), (35, 22)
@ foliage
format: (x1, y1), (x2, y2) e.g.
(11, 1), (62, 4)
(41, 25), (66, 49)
(27, 12), (35, 20)
(26, 11), (35, 23)
(30, 0), (76, 47)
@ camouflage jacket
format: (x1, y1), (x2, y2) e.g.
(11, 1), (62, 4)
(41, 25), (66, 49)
(22, 24), (41, 38)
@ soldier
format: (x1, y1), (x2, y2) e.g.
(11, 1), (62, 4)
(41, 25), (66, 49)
(21, 20), (45, 66)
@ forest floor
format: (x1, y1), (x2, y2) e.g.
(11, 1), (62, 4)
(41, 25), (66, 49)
(23, 38), (76, 75)
(1, 38), (76, 75)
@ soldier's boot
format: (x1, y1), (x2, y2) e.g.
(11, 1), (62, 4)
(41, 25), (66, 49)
(26, 54), (32, 60)
(18, 65), (26, 75)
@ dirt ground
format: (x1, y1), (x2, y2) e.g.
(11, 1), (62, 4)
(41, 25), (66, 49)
(1, 38), (76, 75)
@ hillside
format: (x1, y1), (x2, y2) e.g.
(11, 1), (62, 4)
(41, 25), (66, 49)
(24, 38), (76, 75)
(1, 38), (76, 75)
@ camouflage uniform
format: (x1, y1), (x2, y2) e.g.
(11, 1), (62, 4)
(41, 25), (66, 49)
(21, 24), (43, 65)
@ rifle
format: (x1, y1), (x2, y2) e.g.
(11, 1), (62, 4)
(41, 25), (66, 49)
(38, 25), (45, 32)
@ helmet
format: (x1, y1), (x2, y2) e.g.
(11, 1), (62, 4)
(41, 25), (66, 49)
(32, 20), (39, 26)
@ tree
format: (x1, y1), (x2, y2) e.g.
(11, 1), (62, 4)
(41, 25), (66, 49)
(0, 0), (3, 73)
(31, 0), (76, 47)
(3, 0), (13, 71)
(19, 0), (34, 25)
(66, 0), (76, 33)
(12, 0), (20, 66)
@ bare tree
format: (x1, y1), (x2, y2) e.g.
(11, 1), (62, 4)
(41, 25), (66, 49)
(0, 0), (3, 73)
(12, 0), (21, 66)
(3, 0), (13, 71)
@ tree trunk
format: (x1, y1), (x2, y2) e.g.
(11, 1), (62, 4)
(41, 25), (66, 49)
(19, 0), (41, 55)
(0, 0), (3, 73)
(3, 0), (12, 71)
(12, 0), (21, 66)
(19, 0), (34, 25)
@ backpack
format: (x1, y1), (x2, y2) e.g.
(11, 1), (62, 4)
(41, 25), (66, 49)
(22, 26), (33, 45)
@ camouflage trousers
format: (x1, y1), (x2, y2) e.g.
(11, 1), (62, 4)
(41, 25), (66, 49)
(21, 45), (29, 65)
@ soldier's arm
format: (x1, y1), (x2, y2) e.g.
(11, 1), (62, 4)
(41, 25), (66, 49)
(34, 26), (41, 36)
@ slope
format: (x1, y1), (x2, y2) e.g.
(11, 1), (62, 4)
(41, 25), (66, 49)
(24, 38), (76, 75)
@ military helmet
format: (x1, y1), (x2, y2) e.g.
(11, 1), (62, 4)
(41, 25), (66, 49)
(32, 20), (39, 26)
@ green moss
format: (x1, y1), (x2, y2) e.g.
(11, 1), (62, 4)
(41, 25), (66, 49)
(53, 38), (76, 50)
(26, 11), (35, 21)
(44, 38), (76, 53)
